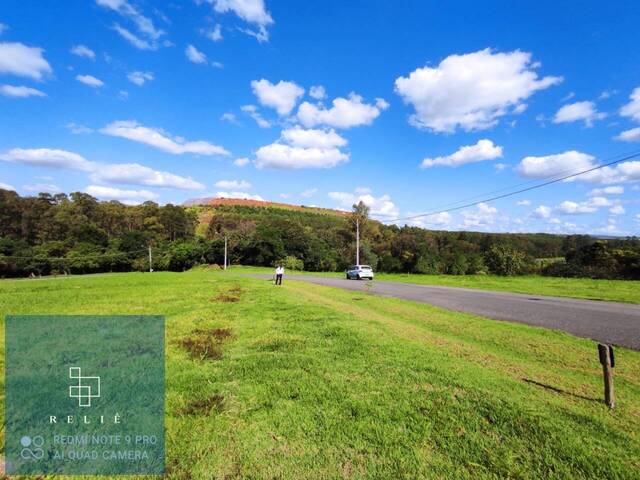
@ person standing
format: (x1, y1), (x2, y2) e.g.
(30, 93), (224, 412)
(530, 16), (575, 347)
(275, 265), (284, 285)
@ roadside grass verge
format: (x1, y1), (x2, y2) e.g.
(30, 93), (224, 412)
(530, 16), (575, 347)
(230, 265), (640, 304)
(0, 270), (638, 478)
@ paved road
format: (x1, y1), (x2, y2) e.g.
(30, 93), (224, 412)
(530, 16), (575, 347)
(257, 275), (640, 350)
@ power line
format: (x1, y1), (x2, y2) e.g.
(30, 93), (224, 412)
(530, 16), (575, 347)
(382, 149), (640, 224)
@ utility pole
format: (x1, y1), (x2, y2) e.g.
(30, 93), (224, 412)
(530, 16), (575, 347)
(356, 218), (360, 265)
(223, 236), (228, 271)
(148, 245), (153, 273)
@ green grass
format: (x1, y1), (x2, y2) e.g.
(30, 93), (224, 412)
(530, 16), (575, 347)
(1, 270), (639, 479)
(233, 266), (640, 304)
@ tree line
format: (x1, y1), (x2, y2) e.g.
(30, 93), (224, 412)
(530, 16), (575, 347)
(1, 189), (639, 279)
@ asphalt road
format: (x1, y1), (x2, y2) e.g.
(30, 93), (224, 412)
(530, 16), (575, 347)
(258, 275), (640, 350)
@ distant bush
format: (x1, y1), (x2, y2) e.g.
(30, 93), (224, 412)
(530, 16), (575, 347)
(484, 245), (532, 276)
(282, 255), (304, 271)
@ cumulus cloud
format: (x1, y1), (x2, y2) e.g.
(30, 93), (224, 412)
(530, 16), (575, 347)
(233, 157), (250, 167)
(0, 42), (52, 80)
(216, 191), (265, 201)
(100, 120), (230, 156)
(127, 70), (154, 86)
(0, 182), (15, 191)
(297, 93), (389, 129)
(255, 144), (347, 170)
(281, 126), (347, 149)
(589, 186), (624, 196)
(76, 74), (104, 87)
(185, 44), (207, 64)
(556, 196), (612, 215)
(0, 84), (46, 98)
(609, 205), (625, 215)
(309, 85), (326, 100)
(615, 127), (640, 142)
(208, 0), (273, 42)
(214, 179), (251, 189)
(516, 150), (596, 179)
(329, 190), (399, 217)
(553, 101), (606, 126)
(620, 86), (640, 122)
(241, 104), (271, 128)
(0, 147), (204, 190)
(460, 202), (499, 228)
(420, 139), (502, 168)
(532, 205), (552, 219)
(251, 79), (304, 116)
(394, 49), (562, 133)
(85, 185), (158, 202)
(407, 211), (452, 228)
(206, 24), (223, 41)
(70, 45), (96, 59)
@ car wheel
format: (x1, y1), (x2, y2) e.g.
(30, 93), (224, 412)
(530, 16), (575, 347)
(357, 275), (361, 280)
(346, 274), (350, 279)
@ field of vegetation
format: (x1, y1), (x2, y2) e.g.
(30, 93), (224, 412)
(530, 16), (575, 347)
(1, 270), (638, 478)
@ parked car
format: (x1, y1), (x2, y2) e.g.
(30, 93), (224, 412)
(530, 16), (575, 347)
(346, 265), (374, 280)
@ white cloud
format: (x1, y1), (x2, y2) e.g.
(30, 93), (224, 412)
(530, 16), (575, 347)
(0, 148), (94, 171)
(234, 157), (250, 167)
(0, 84), (46, 98)
(85, 184), (157, 201)
(494, 163), (508, 171)
(635, 214), (640, 223)
(394, 49), (562, 133)
(214, 179), (251, 189)
(23, 183), (62, 194)
(615, 127), (640, 142)
(421, 139), (502, 168)
(0, 42), (52, 80)
(589, 186), (624, 196)
(241, 104), (271, 128)
(309, 85), (326, 100)
(556, 197), (612, 215)
(216, 191), (265, 201)
(70, 45), (96, 59)
(251, 79), (304, 116)
(92, 163), (203, 189)
(281, 126), (347, 149)
(553, 101), (606, 126)
(255, 143), (348, 170)
(620, 86), (640, 122)
(185, 44), (207, 64)
(127, 70), (154, 86)
(206, 24), (223, 41)
(76, 74), (104, 87)
(329, 190), (399, 217)
(408, 211), (452, 228)
(517, 199), (531, 206)
(609, 205), (625, 215)
(112, 24), (155, 50)
(100, 120), (230, 156)
(97, 0), (163, 49)
(0, 182), (15, 191)
(209, 0), (273, 41)
(516, 150), (596, 179)
(297, 93), (389, 129)
(220, 112), (239, 125)
(300, 188), (317, 198)
(212, 61), (224, 69)
(66, 123), (93, 134)
(460, 202), (499, 228)
(532, 205), (551, 218)
(0, 147), (204, 190)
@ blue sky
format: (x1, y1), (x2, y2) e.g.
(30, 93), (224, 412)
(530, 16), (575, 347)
(1, 0), (639, 235)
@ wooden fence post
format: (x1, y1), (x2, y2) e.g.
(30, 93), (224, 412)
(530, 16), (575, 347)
(597, 344), (615, 409)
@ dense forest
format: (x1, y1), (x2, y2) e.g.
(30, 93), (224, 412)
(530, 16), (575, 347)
(1, 189), (639, 279)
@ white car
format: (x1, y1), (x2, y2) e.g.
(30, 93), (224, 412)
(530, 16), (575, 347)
(346, 265), (374, 280)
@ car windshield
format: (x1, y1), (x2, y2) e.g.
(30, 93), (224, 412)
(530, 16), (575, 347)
(360, 266), (372, 270)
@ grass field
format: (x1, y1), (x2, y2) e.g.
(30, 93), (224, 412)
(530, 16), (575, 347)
(235, 266), (640, 304)
(1, 270), (639, 479)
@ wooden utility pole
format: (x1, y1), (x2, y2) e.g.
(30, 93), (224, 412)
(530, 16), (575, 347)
(356, 218), (360, 265)
(223, 236), (228, 271)
(598, 343), (615, 409)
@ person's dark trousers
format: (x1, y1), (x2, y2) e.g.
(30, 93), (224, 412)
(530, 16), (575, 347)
(276, 274), (283, 285)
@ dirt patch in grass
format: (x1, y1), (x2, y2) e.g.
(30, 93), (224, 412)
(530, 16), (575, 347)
(179, 327), (232, 360)
(181, 394), (225, 415)
(212, 285), (243, 303)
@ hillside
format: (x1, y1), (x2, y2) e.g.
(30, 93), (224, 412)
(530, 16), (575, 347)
(184, 197), (350, 217)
